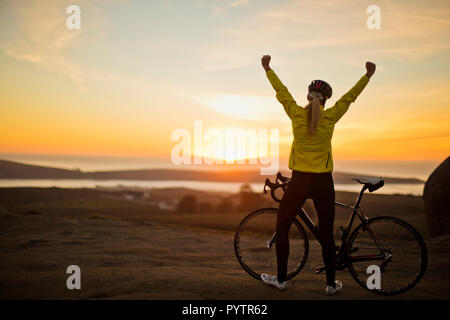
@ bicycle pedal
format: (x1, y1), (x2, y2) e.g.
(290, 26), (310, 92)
(314, 266), (326, 274)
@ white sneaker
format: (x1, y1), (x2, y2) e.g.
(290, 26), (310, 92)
(325, 280), (343, 296)
(260, 273), (287, 290)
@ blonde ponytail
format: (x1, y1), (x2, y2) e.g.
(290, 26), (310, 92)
(306, 96), (322, 136)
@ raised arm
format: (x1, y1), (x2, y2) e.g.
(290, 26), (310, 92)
(330, 61), (376, 122)
(261, 55), (298, 119)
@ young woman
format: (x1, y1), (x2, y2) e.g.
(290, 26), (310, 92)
(260, 55), (376, 295)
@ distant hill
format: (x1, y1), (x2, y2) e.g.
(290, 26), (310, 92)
(0, 159), (424, 184)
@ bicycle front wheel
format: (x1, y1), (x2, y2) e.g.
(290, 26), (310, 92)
(347, 216), (427, 295)
(234, 208), (309, 281)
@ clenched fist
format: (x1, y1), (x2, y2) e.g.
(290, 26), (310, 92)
(261, 55), (271, 71)
(365, 61), (376, 78)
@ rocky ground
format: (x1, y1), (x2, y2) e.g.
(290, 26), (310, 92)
(1, 208), (449, 300)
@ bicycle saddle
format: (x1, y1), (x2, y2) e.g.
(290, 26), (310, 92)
(352, 177), (384, 192)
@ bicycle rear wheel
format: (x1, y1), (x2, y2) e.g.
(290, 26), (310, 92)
(347, 216), (427, 295)
(234, 208), (309, 281)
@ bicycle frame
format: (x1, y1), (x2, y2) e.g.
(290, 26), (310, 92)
(294, 184), (387, 263)
(264, 179), (388, 264)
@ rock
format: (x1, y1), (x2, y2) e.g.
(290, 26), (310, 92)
(423, 157), (450, 237)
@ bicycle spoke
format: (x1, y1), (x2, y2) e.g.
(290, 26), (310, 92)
(234, 208), (309, 281)
(347, 217), (427, 295)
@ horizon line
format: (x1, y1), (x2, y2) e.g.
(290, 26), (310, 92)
(0, 158), (427, 182)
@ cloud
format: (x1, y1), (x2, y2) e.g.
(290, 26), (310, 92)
(199, 0), (450, 70)
(212, 0), (251, 17)
(229, 0), (250, 8)
(2, 1), (92, 88)
(392, 13), (450, 25)
(1, 0), (160, 93)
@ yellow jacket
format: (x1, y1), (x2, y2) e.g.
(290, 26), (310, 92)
(266, 69), (370, 173)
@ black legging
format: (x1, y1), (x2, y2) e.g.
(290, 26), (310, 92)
(276, 170), (336, 286)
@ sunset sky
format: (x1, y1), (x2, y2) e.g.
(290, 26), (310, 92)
(0, 0), (449, 169)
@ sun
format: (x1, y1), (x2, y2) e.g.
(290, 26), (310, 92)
(195, 94), (279, 121)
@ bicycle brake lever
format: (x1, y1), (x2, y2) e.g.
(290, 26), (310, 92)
(263, 178), (269, 194)
(276, 172), (282, 184)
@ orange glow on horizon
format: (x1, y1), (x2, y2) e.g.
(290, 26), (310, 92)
(0, 0), (449, 164)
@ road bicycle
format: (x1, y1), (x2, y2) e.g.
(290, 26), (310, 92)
(233, 172), (427, 295)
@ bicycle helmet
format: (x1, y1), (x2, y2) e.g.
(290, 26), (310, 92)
(308, 80), (332, 99)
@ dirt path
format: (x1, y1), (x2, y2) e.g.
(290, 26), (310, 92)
(0, 209), (448, 299)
